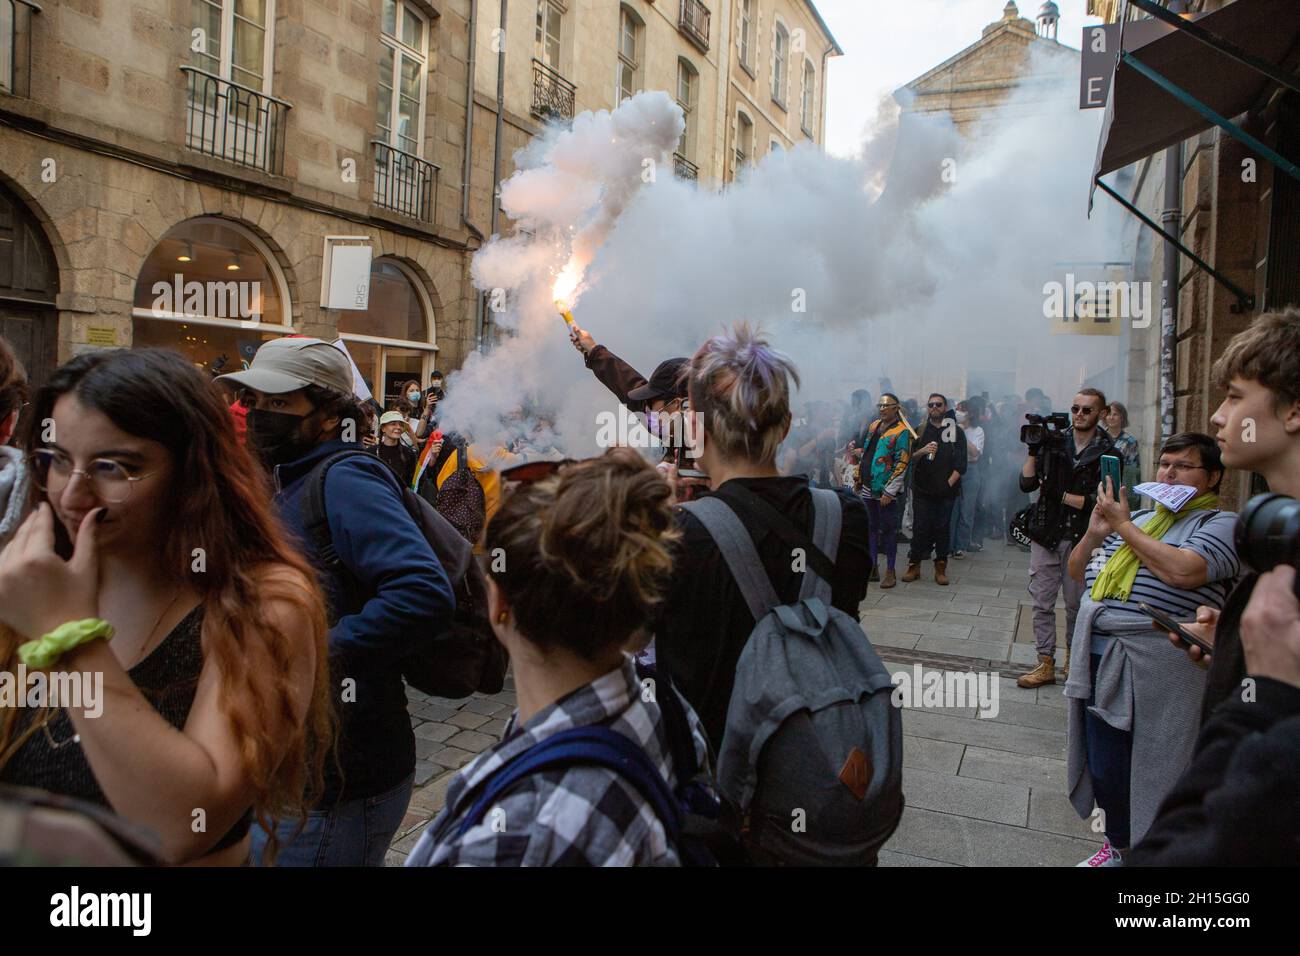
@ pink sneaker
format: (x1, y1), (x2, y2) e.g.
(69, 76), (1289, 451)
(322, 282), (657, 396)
(1076, 841), (1124, 867)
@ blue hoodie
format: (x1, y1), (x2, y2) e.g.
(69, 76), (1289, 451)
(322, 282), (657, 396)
(275, 439), (456, 801)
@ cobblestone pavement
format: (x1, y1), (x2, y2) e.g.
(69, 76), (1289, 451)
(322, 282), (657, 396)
(388, 541), (1098, 866)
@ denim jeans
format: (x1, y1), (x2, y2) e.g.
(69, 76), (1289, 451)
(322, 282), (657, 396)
(951, 466), (983, 552)
(1085, 652), (1133, 848)
(249, 772), (414, 867)
(863, 494), (900, 572)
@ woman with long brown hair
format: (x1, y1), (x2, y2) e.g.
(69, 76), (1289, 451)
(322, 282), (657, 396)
(0, 348), (332, 865)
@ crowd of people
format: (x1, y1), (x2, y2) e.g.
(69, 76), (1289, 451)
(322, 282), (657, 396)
(0, 307), (1297, 867)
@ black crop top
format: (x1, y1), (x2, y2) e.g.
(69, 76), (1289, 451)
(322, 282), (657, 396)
(1, 604), (254, 856)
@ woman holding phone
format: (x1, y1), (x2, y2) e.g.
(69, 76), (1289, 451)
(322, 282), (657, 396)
(1063, 432), (1240, 867)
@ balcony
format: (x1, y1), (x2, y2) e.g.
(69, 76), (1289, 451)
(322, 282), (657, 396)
(679, 0), (711, 53)
(531, 59), (575, 121)
(1, 0), (40, 98)
(372, 140), (439, 225)
(673, 153), (699, 181)
(181, 66), (291, 175)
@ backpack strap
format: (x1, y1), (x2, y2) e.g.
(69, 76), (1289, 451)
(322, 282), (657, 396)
(799, 488), (842, 604)
(678, 497), (782, 622)
(451, 726), (683, 847)
(298, 448), (385, 621)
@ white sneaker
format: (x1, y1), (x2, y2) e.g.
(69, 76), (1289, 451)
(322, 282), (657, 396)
(1076, 841), (1124, 867)
(952, 550), (966, 559)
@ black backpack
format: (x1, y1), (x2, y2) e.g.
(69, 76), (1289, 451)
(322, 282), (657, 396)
(299, 449), (507, 699)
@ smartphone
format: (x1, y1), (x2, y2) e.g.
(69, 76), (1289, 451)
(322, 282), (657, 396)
(678, 469), (709, 480)
(1100, 454), (1122, 501)
(1137, 602), (1214, 655)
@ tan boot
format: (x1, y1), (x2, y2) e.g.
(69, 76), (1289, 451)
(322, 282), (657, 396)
(1017, 654), (1056, 688)
(934, 559), (949, 586)
(901, 563), (921, 583)
(880, 568), (897, 589)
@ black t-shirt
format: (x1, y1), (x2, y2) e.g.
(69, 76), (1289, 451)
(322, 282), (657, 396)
(1200, 573), (1257, 724)
(375, 441), (415, 487)
(652, 476), (872, 749)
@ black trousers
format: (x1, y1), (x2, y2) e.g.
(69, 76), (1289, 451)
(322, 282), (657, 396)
(909, 491), (956, 563)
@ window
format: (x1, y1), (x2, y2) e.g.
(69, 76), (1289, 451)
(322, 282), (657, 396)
(738, 0), (753, 74)
(131, 217), (292, 371)
(338, 258), (438, 405)
(377, 0), (429, 158)
(190, 0), (273, 92)
(735, 112), (753, 173)
(772, 23), (788, 109)
(801, 59), (816, 135)
(617, 5), (642, 104)
(535, 0), (562, 71)
(185, 0), (282, 169)
(676, 59), (697, 160)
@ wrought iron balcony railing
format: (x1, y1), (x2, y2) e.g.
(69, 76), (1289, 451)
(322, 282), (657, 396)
(673, 153), (699, 181)
(679, 0), (710, 53)
(1, 0), (40, 98)
(372, 140), (439, 224)
(181, 66), (291, 175)
(531, 58), (575, 121)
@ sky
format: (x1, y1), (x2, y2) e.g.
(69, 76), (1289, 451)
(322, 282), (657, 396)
(816, 0), (1104, 158)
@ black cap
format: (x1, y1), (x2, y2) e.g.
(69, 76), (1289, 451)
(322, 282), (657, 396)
(626, 357), (690, 404)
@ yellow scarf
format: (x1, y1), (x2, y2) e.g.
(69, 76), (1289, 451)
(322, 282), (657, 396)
(1090, 493), (1220, 602)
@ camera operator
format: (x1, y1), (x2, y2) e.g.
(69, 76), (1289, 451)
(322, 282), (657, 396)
(1017, 388), (1113, 688)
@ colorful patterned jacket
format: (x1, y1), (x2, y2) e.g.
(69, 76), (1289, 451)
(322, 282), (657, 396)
(859, 420), (912, 499)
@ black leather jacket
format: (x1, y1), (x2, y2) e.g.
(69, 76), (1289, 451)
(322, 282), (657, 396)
(1019, 427), (1113, 545)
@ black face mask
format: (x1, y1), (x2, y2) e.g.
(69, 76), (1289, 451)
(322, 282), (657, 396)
(247, 408), (320, 466)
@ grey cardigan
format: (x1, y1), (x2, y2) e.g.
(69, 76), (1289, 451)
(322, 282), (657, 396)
(1063, 511), (1227, 845)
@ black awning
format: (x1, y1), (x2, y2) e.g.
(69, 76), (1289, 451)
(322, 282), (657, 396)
(1093, 0), (1300, 181)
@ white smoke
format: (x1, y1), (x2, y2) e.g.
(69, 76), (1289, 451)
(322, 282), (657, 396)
(440, 51), (1129, 460)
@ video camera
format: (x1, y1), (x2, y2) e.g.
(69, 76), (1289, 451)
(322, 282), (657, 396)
(1020, 412), (1071, 452)
(1236, 494), (1300, 590)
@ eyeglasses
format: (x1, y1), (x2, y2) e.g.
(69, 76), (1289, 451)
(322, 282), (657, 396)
(28, 449), (158, 504)
(1070, 405), (1099, 414)
(1157, 460), (1207, 474)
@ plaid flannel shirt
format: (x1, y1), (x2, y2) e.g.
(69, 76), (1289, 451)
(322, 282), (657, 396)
(405, 656), (711, 866)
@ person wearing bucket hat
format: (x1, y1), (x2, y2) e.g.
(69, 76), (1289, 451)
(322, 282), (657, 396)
(375, 410), (416, 486)
(220, 338), (455, 866)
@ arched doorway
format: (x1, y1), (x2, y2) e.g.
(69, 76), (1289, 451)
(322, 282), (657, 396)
(0, 183), (59, 393)
(338, 257), (437, 407)
(131, 216), (293, 375)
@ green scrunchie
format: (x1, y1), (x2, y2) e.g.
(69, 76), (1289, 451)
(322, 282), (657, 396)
(18, 619), (115, 670)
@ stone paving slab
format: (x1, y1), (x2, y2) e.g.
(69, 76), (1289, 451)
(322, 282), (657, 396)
(1028, 788), (1096, 841)
(902, 767), (1030, 827)
(904, 710), (1066, 759)
(884, 805), (1096, 867)
(902, 735), (965, 774)
(959, 745), (1070, 793)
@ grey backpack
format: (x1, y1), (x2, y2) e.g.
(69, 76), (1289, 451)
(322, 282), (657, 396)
(680, 488), (903, 865)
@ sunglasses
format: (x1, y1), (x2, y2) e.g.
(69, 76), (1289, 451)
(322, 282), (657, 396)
(926, 402), (944, 408)
(1070, 405), (1099, 414)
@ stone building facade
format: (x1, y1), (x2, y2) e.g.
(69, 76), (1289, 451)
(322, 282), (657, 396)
(1094, 0), (1295, 508)
(0, 0), (839, 396)
(0, 0), (487, 404)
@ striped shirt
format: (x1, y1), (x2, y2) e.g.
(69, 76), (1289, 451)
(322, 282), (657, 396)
(1084, 508), (1241, 630)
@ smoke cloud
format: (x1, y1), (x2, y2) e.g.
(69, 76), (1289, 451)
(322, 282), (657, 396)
(440, 50), (1129, 460)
